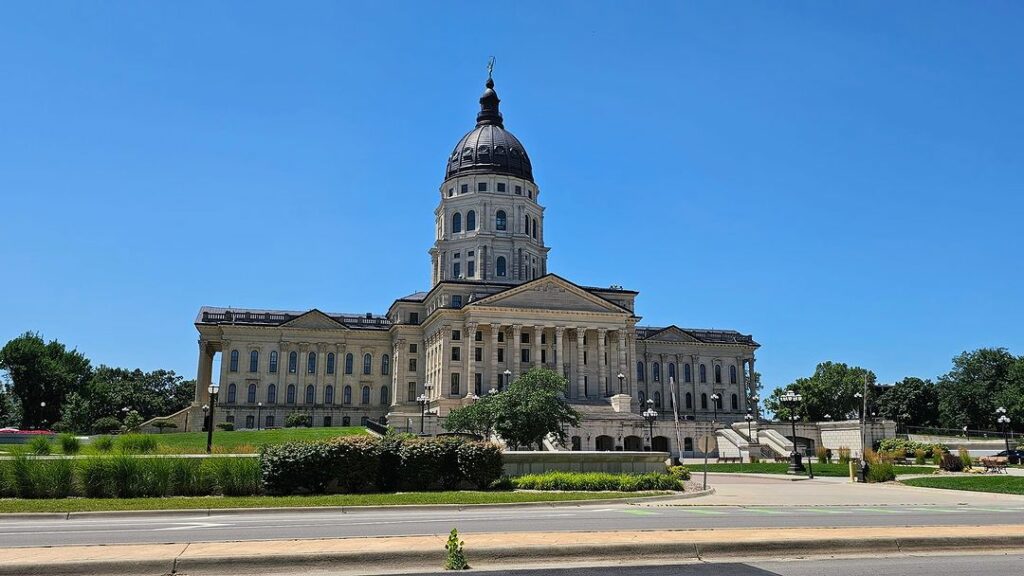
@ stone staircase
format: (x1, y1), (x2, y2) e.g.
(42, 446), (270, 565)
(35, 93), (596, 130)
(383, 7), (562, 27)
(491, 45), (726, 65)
(715, 427), (749, 459)
(758, 428), (793, 460)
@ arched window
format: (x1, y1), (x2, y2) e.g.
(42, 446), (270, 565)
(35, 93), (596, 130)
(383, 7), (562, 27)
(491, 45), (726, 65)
(342, 416), (351, 427)
(247, 383), (256, 404)
(730, 365), (737, 384)
(466, 210), (476, 231)
(524, 214), (529, 234)
(532, 218), (538, 239)
(496, 256), (507, 277)
(307, 352), (317, 374)
(286, 384), (296, 404)
(731, 393), (739, 410)
(305, 384), (315, 404)
(288, 351), (297, 373)
(684, 363), (691, 383)
(325, 385), (334, 405)
(343, 385), (352, 404)
(249, 350), (258, 373)
(452, 212), (462, 233)
(715, 394), (723, 409)
(653, 391), (662, 408)
(269, 351), (278, 373)
(669, 363), (676, 382)
(381, 354), (390, 375)
(496, 210), (507, 231)
(699, 364), (707, 383)
(701, 393), (708, 409)
(362, 353), (372, 375)
(714, 365), (722, 384)
(326, 353), (335, 375)
(637, 361), (645, 382)
(267, 384), (277, 404)
(638, 391), (646, 405)
(229, 350), (239, 372)
(653, 362), (661, 382)
(380, 386), (389, 405)
(227, 383), (237, 403)
(361, 385), (371, 405)
(345, 353), (353, 374)
(685, 392), (692, 409)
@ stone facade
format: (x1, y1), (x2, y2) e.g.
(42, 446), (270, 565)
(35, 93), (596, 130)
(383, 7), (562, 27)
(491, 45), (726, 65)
(184, 76), (760, 455)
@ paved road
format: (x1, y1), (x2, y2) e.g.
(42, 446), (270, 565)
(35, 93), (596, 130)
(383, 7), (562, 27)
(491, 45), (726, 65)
(399, 554), (1024, 576)
(4, 501), (1024, 548)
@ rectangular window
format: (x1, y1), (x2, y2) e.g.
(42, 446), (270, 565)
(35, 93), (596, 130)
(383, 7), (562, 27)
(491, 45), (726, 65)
(541, 333), (547, 344)
(269, 353), (278, 373)
(497, 348), (505, 363)
(478, 182), (487, 192)
(448, 187), (454, 197)
(451, 295), (462, 308)
(453, 262), (461, 278)
(454, 252), (461, 259)
(475, 331), (482, 341)
(468, 250), (474, 257)
(521, 348), (530, 363)
(461, 184), (468, 194)
(452, 330), (461, 341)
(409, 343), (417, 353)
(541, 350), (547, 364)
(521, 333), (530, 344)
(515, 185), (522, 195)
(583, 351), (588, 365)
(409, 312), (419, 324)
(475, 347), (482, 362)
(408, 358), (417, 372)
(451, 347), (461, 361)
(498, 332), (505, 343)
(474, 373), (482, 396)
(497, 182), (505, 192)
(450, 373), (460, 395)
(408, 382), (416, 402)
(467, 260), (475, 277)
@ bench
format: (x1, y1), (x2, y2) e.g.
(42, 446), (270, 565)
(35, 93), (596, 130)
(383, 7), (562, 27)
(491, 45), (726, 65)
(981, 456), (1008, 474)
(717, 456), (742, 463)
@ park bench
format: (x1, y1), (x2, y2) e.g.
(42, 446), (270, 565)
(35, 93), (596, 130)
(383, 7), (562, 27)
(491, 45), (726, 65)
(980, 456), (1008, 474)
(717, 456), (742, 463)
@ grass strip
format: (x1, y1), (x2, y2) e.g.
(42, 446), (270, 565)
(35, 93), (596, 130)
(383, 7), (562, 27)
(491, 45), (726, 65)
(901, 475), (1024, 495)
(0, 491), (661, 513)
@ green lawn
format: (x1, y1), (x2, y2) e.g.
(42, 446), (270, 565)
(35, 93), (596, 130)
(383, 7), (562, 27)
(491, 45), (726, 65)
(0, 491), (660, 513)
(0, 427), (368, 455)
(902, 475), (1024, 495)
(696, 462), (935, 477)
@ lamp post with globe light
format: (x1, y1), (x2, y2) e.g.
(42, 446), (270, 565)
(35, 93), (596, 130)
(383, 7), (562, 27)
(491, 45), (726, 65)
(997, 407), (1014, 463)
(617, 372), (625, 394)
(780, 390), (806, 474)
(206, 383), (220, 453)
(503, 369), (512, 391)
(417, 383), (432, 435)
(710, 393), (720, 425)
(257, 402), (263, 431)
(642, 399), (658, 451)
(744, 412), (754, 441)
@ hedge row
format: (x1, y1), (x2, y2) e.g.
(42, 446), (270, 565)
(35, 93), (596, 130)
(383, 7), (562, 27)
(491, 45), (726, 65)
(0, 454), (260, 499)
(259, 435), (504, 495)
(511, 471), (683, 492)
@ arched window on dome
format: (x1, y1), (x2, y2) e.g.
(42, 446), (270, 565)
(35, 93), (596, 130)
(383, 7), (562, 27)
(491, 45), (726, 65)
(496, 210), (507, 231)
(452, 212), (462, 234)
(466, 210), (476, 231)
(496, 256), (507, 277)
(532, 218), (538, 239)
(524, 214), (529, 234)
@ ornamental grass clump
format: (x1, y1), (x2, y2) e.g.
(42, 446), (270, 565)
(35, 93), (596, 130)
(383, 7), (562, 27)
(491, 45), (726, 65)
(959, 447), (973, 470)
(203, 457), (261, 496)
(29, 436), (52, 456)
(118, 434), (158, 454)
(837, 447), (851, 465)
(58, 433), (81, 455)
(92, 436), (115, 453)
(866, 462), (896, 483)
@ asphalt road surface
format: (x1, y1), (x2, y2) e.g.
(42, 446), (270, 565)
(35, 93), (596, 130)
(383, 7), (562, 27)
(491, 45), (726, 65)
(3, 502), (1024, 547)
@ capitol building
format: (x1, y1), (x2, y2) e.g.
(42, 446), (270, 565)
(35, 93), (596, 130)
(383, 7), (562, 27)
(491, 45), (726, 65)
(178, 75), (761, 455)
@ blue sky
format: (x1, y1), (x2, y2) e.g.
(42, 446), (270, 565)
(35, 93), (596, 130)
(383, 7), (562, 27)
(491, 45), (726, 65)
(2, 2), (1022, 395)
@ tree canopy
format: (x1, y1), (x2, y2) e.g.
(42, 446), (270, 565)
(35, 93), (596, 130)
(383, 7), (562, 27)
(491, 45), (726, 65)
(764, 361), (876, 422)
(936, 348), (1024, 431)
(0, 332), (91, 427)
(876, 377), (939, 427)
(444, 367), (580, 450)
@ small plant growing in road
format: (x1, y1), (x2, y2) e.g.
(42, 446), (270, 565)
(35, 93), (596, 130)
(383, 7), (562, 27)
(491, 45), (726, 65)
(444, 528), (469, 570)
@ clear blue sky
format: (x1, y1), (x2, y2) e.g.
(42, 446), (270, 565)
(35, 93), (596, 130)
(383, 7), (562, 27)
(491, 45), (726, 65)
(2, 2), (1022, 396)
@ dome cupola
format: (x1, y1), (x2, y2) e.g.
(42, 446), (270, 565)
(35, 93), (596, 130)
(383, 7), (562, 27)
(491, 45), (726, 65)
(445, 77), (534, 183)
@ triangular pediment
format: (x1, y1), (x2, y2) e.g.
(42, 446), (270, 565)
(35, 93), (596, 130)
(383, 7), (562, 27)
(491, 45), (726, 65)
(470, 275), (628, 314)
(643, 325), (700, 343)
(281, 309), (346, 330)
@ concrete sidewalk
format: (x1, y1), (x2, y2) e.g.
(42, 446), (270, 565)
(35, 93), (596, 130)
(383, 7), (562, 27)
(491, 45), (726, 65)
(3, 525), (1024, 576)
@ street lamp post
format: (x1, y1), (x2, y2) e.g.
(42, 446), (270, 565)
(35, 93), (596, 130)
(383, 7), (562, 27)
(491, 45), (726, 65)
(780, 390), (806, 474)
(710, 393), (720, 425)
(617, 373), (625, 394)
(503, 369), (512, 391)
(39, 401), (47, 430)
(744, 412), (754, 441)
(206, 383), (219, 453)
(417, 381), (431, 435)
(997, 407), (1013, 463)
(750, 395), (759, 421)
(257, 402), (263, 431)
(201, 404), (209, 432)
(642, 399), (658, 451)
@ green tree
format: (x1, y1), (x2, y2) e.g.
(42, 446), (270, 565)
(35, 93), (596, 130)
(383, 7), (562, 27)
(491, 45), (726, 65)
(446, 367), (580, 450)
(937, 348), (1020, 431)
(0, 376), (21, 428)
(443, 394), (496, 438)
(85, 366), (194, 423)
(876, 377), (939, 429)
(764, 361), (876, 422)
(0, 332), (92, 428)
(58, 391), (93, 433)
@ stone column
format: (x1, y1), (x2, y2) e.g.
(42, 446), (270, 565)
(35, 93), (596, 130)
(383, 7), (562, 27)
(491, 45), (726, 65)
(617, 330), (627, 392)
(555, 327), (564, 374)
(391, 341), (402, 407)
(598, 328), (607, 396)
(219, 339), (231, 409)
(533, 326), (542, 368)
(465, 322), (477, 398)
(576, 327), (586, 399)
(490, 323), (500, 391)
(195, 340), (214, 405)
(511, 325), (522, 381)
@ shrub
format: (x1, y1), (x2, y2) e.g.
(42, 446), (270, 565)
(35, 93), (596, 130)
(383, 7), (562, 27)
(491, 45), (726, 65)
(59, 433), (81, 455)
(457, 442), (504, 489)
(511, 471), (681, 492)
(260, 441), (338, 495)
(877, 438), (947, 458)
(92, 436), (115, 453)
(958, 447), (972, 469)
(216, 423), (235, 432)
(668, 466), (691, 481)
(153, 421), (178, 433)
(92, 417), (122, 434)
(932, 446), (945, 466)
(444, 528), (469, 570)
(118, 434), (158, 454)
(78, 457), (114, 497)
(914, 448), (927, 465)
(815, 446), (830, 463)
(939, 453), (964, 472)
(863, 448), (879, 465)
(122, 410), (144, 432)
(29, 436), (52, 455)
(837, 447), (851, 465)
(400, 439), (443, 490)
(329, 436), (381, 493)
(204, 458), (261, 496)
(285, 411), (311, 428)
(749, 454), (760, 464)
(375, 431), (406, 492)
(436, 436), (465, 490)
(170, 458), (211, 496)
(866, 462), (896, 483)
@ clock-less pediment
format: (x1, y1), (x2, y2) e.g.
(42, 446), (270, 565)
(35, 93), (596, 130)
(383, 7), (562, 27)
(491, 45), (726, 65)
(642, 326), (700, 343)
(470, 275), (628, 314)
(281, 309), (346, 330)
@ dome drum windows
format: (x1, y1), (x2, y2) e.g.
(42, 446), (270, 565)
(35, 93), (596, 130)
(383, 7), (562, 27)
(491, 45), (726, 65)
(452, 212), (462, 234)
(466, 210), (476, 231)
(495, 210), (507, 231)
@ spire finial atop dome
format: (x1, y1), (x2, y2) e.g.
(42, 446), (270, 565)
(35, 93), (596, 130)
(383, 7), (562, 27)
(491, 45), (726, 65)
(477, 58), (503, 128)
